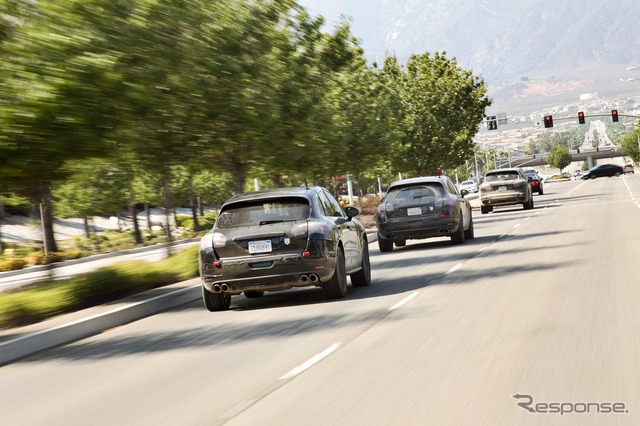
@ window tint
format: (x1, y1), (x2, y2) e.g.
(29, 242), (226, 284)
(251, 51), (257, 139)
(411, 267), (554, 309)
(386, 183), (444, 205)
(217, 198), (310, 229)
(485, 171), (520, 182)
(318, 191), (345, 217)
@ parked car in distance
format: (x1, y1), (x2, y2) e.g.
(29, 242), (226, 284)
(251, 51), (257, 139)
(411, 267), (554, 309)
(198, 186), (371, 311)
(479, 168), (534, 214)
(581, 164), (624, 179)
(459, 180), (478, 194)
(523, 169), (544, 195)
(623, 164), (634, 174)
(375, 176), (474, 252)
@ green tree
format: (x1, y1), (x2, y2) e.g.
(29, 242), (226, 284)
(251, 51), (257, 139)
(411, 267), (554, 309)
(620, 123), (640, 162)
(382, 52), (492, 176)
(547, 145), (572, 171)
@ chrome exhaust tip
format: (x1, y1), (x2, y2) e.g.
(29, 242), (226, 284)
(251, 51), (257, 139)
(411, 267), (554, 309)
(221, 283), (230, 292)
(213, 284), (222, 293)
(309, 274), (319, 283)
(299, 274), (309, 283)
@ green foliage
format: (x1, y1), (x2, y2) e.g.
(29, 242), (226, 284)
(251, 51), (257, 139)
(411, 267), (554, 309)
(382, 52), (492, 176)
(620, 122), (640, 162)
(0, 246), (200, 327)
(1, 193), (32, 215)
(547, 145), (572, 171)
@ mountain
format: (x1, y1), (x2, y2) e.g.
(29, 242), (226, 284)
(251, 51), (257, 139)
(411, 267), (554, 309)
(298, 0), (640, 112)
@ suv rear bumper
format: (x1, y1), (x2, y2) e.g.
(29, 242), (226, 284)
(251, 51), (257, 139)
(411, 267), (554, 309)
(481, 192), (528, 206)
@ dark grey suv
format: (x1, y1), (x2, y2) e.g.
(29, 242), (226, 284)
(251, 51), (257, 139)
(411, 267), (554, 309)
(375, 176), (474, 252)
(199, 186), (371, 311)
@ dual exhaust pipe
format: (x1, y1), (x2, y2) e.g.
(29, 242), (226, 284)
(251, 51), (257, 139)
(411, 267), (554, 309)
(298, 274), (319, 284)
(212, 283), (230, 293)
(213, 274), (319, 292)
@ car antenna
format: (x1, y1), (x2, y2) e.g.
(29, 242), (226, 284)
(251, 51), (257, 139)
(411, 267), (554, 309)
(303, 178), (309, 189)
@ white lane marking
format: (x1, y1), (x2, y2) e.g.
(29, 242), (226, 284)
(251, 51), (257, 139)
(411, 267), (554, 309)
(445, 263), (463, 275)
(512, 223), (520, 229)
(220, 400), (255, 419)
(389, 291), (420, 311)
(279, 343), (342, 380)
(498, 233), (507, 239)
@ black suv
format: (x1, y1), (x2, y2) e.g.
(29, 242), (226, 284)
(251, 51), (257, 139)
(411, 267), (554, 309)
(375, 176), (474, 252)
(199, 186), (371, 311)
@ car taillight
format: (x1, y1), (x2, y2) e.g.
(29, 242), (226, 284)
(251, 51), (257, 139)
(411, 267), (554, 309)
(200, 232), (214, 250)
(291, 222), (308, 238)
(480, 183), (493, 192)
(307, 222), (334, 239)
(440, 198), (455, 218)
(213, 232), (227, 248)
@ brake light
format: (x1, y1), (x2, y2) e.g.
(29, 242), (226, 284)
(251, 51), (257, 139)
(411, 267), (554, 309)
(213, 232), (227, 248)
(307, 222), (334, 239)
(440, 198), (455, 218)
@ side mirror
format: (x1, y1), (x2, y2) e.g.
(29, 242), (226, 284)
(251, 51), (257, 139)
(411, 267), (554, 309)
(345, 206), (359, 220)
(460, 189), (469, 197)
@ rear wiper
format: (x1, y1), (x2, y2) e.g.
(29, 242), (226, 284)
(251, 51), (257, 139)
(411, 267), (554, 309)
(259, 219), (296, 225)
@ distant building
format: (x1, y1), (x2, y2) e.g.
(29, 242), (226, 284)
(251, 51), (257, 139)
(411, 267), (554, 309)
(580, 93), (598, 101)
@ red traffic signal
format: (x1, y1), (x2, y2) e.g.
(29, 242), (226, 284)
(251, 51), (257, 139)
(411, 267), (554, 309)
(612, 109), (619, 122)
(578, 111), (585, 124)
(544, 115), (553, 128)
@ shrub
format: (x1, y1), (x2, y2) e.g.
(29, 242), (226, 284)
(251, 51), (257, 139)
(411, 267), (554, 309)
(0, 258), (27, 272)
(2, 193), (32, 216)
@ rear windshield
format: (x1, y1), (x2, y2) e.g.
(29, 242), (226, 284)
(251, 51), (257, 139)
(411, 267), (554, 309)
(485, 171), (519, 182)
(386, 183), (443, 205)
(217, 198), (310, 229)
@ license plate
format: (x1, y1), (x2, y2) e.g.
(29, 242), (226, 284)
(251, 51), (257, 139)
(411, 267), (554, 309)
(498, 186), (508, 191)
(407, 207), (422, 216)
(248, 240), (272, 254)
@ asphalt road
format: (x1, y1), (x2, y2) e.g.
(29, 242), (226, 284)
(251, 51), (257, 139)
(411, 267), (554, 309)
(1, 175), (639, 425)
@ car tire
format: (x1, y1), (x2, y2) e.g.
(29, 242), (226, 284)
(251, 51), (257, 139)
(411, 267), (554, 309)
(378, 235), (393, 252)
(464, 214), (475, 240)
(394, 239), (406, 247)
(451, 218), (465, 245)
(323, 247), (347, 299)
(202, 286), (231, 311)
(539, 188), (544, 195)
(244, 290), (264, 298)
(350, 242), (371, 287)
(615, 172), (621, 177)
(481, 205), (490, 215)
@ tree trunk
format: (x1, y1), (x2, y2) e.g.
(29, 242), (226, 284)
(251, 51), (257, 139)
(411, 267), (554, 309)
(190, 198), (200, 232)
(128, 188), (142, 244)
(39, 183), (58, 254)
(198, 196), (203, 216)
(162, 177), (173, 256)
(145, 203), (152, 232)
(83, 216), (90, 239)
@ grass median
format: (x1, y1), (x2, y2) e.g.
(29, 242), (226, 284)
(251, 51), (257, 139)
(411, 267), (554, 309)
(0, 246), (200, 330)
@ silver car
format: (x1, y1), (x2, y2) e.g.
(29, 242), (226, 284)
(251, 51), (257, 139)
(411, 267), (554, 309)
(479, 168), (534, 214)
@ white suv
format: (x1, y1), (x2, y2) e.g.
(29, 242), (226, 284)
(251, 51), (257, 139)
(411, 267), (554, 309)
(459, 180), (478, 194)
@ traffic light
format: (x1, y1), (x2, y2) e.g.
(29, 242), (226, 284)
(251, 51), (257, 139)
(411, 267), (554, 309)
(578, 111), (585, 124)
(486, 116), (497, 130)
(544, 115), (553, 128)
(611, 109), (619, 122)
